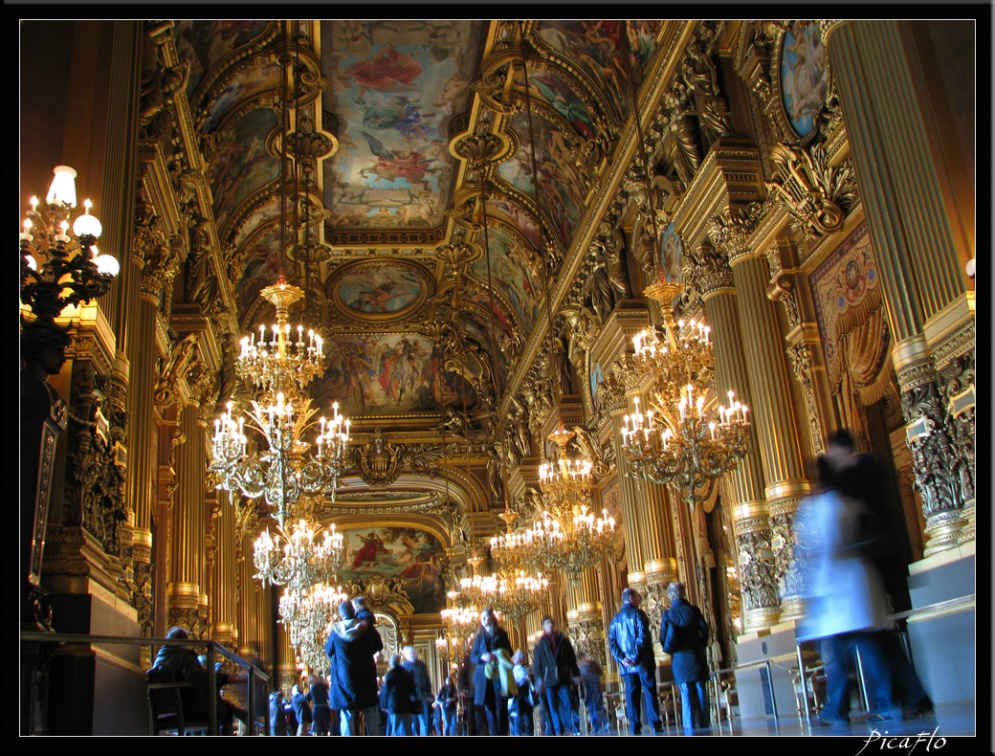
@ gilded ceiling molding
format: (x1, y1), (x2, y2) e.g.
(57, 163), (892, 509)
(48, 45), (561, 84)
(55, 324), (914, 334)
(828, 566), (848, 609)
(495, 30), (676, 423)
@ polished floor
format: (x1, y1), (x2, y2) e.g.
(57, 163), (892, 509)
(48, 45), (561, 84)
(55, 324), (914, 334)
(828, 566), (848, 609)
(605, 703), (977, 739)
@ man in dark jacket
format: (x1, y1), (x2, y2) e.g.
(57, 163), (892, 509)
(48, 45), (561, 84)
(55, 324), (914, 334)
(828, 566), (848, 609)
(401, 645), (434, 735)
(660, 581), (710, 732)
(151, 626), (247, 735)
(381, 653), (418, 735)
(531, 616), (581, 735)
(326, 600), (384, 735)
(608, 588), (663, 735)
(470, 606), (512, 735)
(269, 690), (289, 736)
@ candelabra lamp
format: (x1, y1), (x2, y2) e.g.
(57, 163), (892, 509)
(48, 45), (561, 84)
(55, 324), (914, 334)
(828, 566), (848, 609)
(280, 582), (347, 675)
(20, 166), (119, 374)
(254, 518), (344, 592)
(620, 282), (750, 508)
(534, 424), (616, 581)
(210, 278), (351, 527)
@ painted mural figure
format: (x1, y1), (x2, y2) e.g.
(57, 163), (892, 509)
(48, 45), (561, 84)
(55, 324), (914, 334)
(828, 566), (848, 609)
(360, 131), (439, 190)
(345, 44), (422, 103)
(352, 531), (389, 569)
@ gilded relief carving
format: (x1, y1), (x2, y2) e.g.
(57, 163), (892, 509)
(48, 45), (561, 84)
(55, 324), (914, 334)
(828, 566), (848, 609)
(354, 428), (404, 488)
(768, 142), (856, 238)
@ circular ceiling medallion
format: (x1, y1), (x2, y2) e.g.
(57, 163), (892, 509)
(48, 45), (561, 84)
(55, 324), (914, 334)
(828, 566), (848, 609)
(330, 259), (431, 320)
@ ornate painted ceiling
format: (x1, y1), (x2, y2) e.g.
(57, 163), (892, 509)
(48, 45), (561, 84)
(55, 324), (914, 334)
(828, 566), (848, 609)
(135, 18), (732, 556)
(169, 20), (664, 431)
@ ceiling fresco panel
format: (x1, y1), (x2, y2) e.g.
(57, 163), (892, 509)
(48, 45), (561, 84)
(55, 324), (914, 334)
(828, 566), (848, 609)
(497, 111), (583, 249)
(339, 526), (446, 614)
(471, 224), (541, 329)
(175, 20), (272, 104)
(317, 332), (478, 417)
(206, 106), (280, 236)
(320, 20), (483, 233)
(534, 20), (662, 121)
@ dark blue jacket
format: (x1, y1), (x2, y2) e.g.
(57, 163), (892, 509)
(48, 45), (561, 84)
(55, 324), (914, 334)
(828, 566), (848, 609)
(660, 598), (709, 683)
(325, 618), (383, 710)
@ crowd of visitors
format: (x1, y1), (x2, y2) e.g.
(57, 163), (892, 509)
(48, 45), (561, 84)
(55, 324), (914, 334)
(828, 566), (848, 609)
(150, 430), (930, 737)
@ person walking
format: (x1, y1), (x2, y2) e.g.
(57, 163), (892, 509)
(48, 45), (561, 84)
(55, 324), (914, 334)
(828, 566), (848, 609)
(469, 607), (513, 735)
(531, 616), (581, 735)
(797, 443), (901, 728)
(291, 683), (312, 735)
(401, 645), (434, 736)
(381, 653), (417, 736)
(608, 588), (663, 735)
(437, 675), (459, 735)
(660, 581), (710, 733)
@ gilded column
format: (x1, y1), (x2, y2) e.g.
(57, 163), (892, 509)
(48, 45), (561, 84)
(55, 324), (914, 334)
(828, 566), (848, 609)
(565, 565), (606, 668)
(167, 401), (207, 635)
(825, 20), (975, 552)
(729, 253), (812, 622)
(695, 244), (778, 631)
(129, 207), (180, 642)
(602, 372), (646, 583)
(211, 488), (238, 649)
(634, 478), (678, 649)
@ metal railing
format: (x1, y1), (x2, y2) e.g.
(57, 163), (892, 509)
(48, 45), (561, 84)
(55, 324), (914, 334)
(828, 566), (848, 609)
(20, 630), (271, 736)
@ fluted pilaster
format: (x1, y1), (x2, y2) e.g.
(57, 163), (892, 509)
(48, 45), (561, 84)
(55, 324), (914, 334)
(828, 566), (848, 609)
(827, 20), (975, 556)
(826, 21), (970, 335)
(167, 405), (207, 634)
(608, 410), (646, 573)
(701, 264), (777, 631)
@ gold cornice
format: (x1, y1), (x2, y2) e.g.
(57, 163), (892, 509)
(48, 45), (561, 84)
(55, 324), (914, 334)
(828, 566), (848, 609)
(673, 139), (765, 250)
(733, 500), (770, 522)
(591, 304), (652, 376)
(891, 333), (931, 374)
(922, 292), (975, 360)
(765, 480), (811, 505)
(166, 581), (200, 599)
(643, 558), (677, 577)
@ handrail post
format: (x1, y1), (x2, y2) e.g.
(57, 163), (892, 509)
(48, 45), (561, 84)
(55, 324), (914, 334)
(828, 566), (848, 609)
(206, 641), (217, 735)
(795, 641), (811, 726)
(765, 659), (779, 731)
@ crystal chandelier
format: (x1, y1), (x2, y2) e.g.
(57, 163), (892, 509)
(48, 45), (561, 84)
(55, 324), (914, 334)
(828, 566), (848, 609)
(441, 604), (479, 652)
(620, 283), (750, 508)
(280, 581), (347, 675)
(210, 279), (351, 528)
(254, 519), (344, 591)
(533, 424), (616, 580)
(527, 506), (616, 582)
(488, 510), (537, 573)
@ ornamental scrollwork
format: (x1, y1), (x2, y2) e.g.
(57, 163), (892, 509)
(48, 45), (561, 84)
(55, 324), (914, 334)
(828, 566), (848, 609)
(900, 379), (961, 517)
(63, 366), (129, 559)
